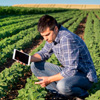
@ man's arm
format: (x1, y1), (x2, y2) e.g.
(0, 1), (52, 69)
(48, 73), (64, 82)
(35, 73), (64, 87)
(60, 36), (79, 78)
(31, 53), (42, 62)
(31, 42), (53, 63)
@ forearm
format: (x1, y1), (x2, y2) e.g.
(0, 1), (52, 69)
(31, 53), (42, 62)
(48, 73), (64, 83)
(35, 73), (64, 87)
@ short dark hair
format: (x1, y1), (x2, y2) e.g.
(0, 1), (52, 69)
(37, 15), (58, 33)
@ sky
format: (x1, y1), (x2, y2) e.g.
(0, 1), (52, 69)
(0, 0), (100, 6)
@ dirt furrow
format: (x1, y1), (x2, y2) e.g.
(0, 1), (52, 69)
(75, 16), (87, 41)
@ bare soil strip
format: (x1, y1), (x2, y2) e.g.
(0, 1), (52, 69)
(75, 16), (87, 41)
(94, 12), (100, 20)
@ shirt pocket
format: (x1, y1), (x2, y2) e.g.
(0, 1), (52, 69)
(53, 47), (64, 64)
(53, 46), (60, 55)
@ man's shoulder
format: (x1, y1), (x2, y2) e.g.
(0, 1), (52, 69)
(59, 27), (74, 40)
(59, 26), (68, 32)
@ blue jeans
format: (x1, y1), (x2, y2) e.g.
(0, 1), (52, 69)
(31, 61), (93, 96)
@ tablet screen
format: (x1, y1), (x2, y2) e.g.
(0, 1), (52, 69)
(15, 50), (29, 64)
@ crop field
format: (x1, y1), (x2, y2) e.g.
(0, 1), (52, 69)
(0, 6), (100, 100)
(13, 4), (100, 9)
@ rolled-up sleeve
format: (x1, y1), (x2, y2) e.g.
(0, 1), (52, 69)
(60, 36), (79, 78)
(37, 42), (53, 61)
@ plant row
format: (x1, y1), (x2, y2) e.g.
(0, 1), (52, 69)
(0, 17), (40, 40)
(0, 26), (37, 50)
(63, 12), (87, 33)
(0, 6), (70, 15)
(0, 14), (41, 27)
(84, 11), (100, 100)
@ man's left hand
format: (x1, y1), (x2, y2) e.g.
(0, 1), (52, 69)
(35, 76), (51, 87)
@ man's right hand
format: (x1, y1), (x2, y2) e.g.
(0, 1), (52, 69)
(16, 60), (26, 66)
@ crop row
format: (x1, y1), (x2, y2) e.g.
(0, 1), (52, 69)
(84, 11), (100, 100)
(0, 6), (70, 15)
(0, 26), (37, 50)
(63, 12), (87, 34)
(0, 17), (39, 40)
(0, 15), (41, 27)
(0, 14), (35, 22)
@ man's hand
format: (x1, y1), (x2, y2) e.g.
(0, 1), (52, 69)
(35, 77), (51, 87)
(16, 60), (26, 66)
(35, 73), (64, 87)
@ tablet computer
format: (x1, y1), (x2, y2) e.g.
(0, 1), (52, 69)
(12, 49), (31, 66)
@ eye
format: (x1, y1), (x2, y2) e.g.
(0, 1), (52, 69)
(46, 33), (50, 36)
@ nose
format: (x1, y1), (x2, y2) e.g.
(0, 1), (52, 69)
(44, 36), (48, 41)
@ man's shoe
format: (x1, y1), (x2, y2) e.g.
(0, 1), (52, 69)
(76, 91), (89, 100)
(45, 91), (74, 100)
(74, 97), (85, 100)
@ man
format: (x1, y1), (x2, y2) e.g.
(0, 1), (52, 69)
(30, 15), (97, 99)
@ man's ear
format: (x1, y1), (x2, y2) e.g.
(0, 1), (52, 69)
(54, 26), (58, 32)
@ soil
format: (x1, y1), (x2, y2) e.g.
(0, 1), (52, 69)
(4, 70), (32, 100)
(94, 12), (100, 20)
(75, 16), (87, 41)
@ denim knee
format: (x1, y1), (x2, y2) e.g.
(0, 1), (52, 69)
(30, 61), (45, 74)
(30, 62), (36, 73)
(56, 79), (71, 95)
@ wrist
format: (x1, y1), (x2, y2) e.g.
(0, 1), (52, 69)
(31, 55), (33, 62)
(48, 76), (53, 83)
(48, 73), (64, 83)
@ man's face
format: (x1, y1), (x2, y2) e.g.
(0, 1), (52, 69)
(40, 26), (58, 43)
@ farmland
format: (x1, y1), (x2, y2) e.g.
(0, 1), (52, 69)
(0, 6), (100, 100)
(13, 4), (100, 9)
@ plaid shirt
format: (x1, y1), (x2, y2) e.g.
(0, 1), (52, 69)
(37, 26), (98, 83)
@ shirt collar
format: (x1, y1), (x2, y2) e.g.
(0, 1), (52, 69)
(53, 25), (63, 45)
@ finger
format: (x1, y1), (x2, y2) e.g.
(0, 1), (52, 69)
(37, 77), (43, 79)
(23, 63), (26, 66)
(35, 81), (43, 85)
(41, 84), (45, 87)
(16, 60), (19, 63)
(41, 83), (46, 87)
(20, 62), (23, 65)
(20, 50), (24, 53)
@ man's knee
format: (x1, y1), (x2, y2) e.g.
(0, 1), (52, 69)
(30, 61), (45, 73)
(30, 62), (36, 73)
(56, 79), (71, 95)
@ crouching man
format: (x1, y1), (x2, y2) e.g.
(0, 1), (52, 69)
(30, 15), (97, 100)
